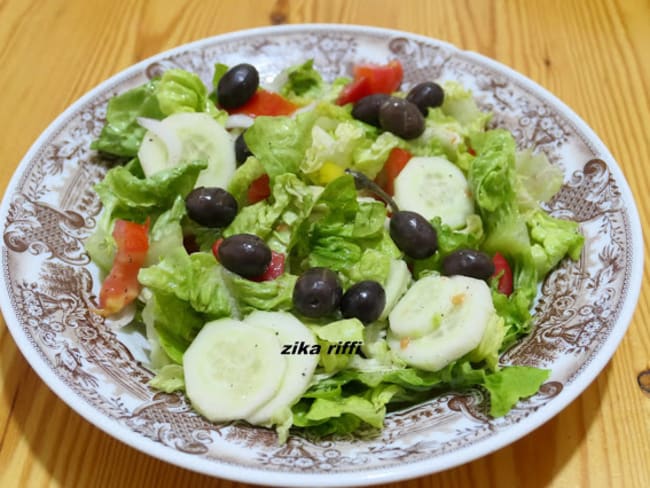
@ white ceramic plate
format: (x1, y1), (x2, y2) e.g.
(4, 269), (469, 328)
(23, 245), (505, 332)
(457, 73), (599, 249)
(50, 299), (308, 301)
(0, 24), (643, 486)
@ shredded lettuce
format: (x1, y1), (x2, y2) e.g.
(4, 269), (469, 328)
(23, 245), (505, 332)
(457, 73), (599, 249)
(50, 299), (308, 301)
(88, 63), (583, 440)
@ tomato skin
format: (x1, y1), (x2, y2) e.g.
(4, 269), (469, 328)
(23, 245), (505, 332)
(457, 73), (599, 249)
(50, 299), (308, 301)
(227, 89), (298, 117)
(353, 60), (403, 94)
(251, 251), (285, 282)
(211, 238), (223, 260)
(97, 219), (149, 316)
(492, 252), (513, 296)
(379, 147), (412, 196)
(336, 76), (371, 105)
(337, 60), (403, 106)
(248, 174), (271, 204)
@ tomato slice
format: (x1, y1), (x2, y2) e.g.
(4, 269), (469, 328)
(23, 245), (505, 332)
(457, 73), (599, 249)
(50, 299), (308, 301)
(379, 147), (412, 196)
(353, 60), (403, 94)
(336, 76), (371, 105)
(227, 89), (298, 117)
(251, 251), (285, 282)
(97, 219), (149, 316)
(492, 252), (513, 296)
(337, 60), (403, 106)
(211, 238), (223, 260)
(248, 174), (271, 204)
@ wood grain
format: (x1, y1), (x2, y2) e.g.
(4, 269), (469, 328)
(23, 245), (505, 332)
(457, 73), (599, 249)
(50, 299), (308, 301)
(1, 0), (649, 486)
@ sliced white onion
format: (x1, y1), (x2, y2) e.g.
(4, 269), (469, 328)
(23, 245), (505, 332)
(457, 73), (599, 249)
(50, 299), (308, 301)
(265, 70), (289, 92)
(225, 114), (255, 129)
(136, 116), (183, 166)
(103, 301), (137, 329)
(292, 102), (316, 117)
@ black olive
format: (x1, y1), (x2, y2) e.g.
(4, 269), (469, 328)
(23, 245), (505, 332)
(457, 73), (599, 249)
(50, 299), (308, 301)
(441, 249), (495, 280)
(217, 63), (259, 109)
(340, 280), (386, 324)
(185, 187), (238, 228)
(351, 93), (391, 127)
(235, 131), (253, 166)
(406, 82), (444, 116)
(378, 97), (425, 140)
(389, 210), (438, 259)
(218, 234), (271, 278)
(293, 268), (342, 318)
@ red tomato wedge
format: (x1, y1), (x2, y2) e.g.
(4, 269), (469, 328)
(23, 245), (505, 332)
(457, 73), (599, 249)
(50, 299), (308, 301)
(96, 219), (149, 316)
(337, 60), (403, 105)
(379, 147), (412, 196)
(227, 89), (298, 117)
(248, 174), (271, 204)
(492, 252), (513, 296)
(251, 251), (285, 282)
(336, 77), (372, 106)
(354, 60), (403, 94)
(211, 238), (223, 260)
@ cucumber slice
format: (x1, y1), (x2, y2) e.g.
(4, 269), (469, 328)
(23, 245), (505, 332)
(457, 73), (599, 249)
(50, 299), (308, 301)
(138, 112), (236, 188)
(244, 311), (319, 425)
(378, 259), (412, 321)
(393, 156), (473, 229)
(387, 274), (495, 371)
(183, 318), (286, 422)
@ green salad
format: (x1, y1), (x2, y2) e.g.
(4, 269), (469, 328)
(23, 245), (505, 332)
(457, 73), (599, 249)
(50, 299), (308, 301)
(87, 59), (584, 441)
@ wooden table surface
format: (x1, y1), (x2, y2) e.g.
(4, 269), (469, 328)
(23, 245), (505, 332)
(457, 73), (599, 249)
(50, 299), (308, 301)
(1, 0), (649, 486)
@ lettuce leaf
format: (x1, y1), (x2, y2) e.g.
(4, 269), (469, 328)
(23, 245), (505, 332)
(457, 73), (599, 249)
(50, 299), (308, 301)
(149, 364), (185, 393)
(309, 318), (365, 373)
(294, 175), (387, 279)
(85, 161), (204, 273)
(223, 173), (316, 254)
(92, 69), (226, 157)
(441, 80), (492, 134)
(91, 80), (164, 157)
(528, 210), (584, 277)
(292, 360), (549, 435)
(279, 59), (325, 103)
(138, 248), (232, 318)
(244, 111), (317, 179)
(483, 366), (550, 416)
(221, 270), (297, 315)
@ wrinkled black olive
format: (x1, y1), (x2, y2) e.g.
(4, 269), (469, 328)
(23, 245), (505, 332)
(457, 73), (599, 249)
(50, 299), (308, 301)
(352, 93), (391, 127)
(441, 249), (495, 280)
(378, 97), (425, 139)
(406, 82), (444, 115)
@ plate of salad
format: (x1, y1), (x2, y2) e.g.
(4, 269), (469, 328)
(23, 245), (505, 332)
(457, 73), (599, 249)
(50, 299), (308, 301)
(0, 24), (642, 486)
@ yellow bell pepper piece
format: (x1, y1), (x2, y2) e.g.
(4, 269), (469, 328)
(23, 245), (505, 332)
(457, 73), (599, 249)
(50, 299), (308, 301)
(319, 162), (346, 184)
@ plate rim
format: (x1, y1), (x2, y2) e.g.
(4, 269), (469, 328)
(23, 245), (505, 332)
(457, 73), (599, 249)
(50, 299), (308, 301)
(0, 23), (644, 487)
